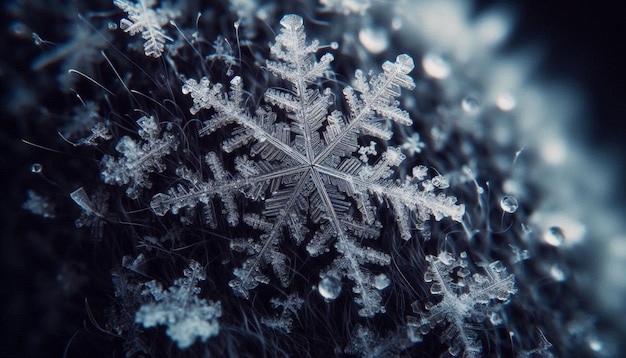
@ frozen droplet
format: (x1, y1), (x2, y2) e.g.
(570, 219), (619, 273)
(496, 93), (516, 111)
(280, 14), (303, 31)
(422, 51), (451, 79)
(500, 195), (519, 213)
(358, 27), (388, 54)
(374, 273), (390, 290)
(461, 95), (481, 114)
(318, 275), (342, 300)
(550, 264), (566, 282)
(330, 41), (339, 50)
(107, 21), (118, 30)
(395, 54), (415, 72)
(543, 226), (565, 246)
(31, 163), (43, 173)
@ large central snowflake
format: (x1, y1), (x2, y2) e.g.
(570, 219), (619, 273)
(150, 14), (464, 317)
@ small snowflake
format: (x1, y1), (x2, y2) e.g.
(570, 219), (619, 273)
(401, 132), (426, 155)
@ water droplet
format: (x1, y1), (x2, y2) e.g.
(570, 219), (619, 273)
(374, 274), (390, 290)
(31, 163), (43, 173)
(461, 95), (481, 114)
(330, 41), (339, 50)
(543, 226), (565, 246)
(318, 275), (342, 300)
(500, 195), (519, 213)
(496, 93), (516, 111)
(358, 27), (389, 54)
(107, 21), (118, 30)
(422, 51), (451, 79)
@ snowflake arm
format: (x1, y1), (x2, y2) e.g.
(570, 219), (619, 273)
(182, 76), (307, 163)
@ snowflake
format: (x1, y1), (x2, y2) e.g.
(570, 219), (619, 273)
(150, 14), (464, 317)
(101, 115), (178, 199)
(135, 260), (222, 349)
(401, 132), (426, 155)
(407, 252), (516, 357)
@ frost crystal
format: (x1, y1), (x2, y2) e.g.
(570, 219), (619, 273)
(102, 116), (178, 199)
(135, 260), (221, 349)
(261, 294), (304, 333)
(22, 190), (55, 218)
(70, 187), (109, 237)
(152, 14), (464, 317)
(114, 0), (179, 57)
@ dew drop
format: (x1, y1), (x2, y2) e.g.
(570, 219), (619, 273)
(358, 27), (389, 54)
(543, 226), (565, 246)
(318, 275), (342, 300)
(461, 95), (481, 114)
(422, 51), (451, 79)
(31, 163), (43, 173)
(374, 273), (390, 290)
(500, 195), (519, 213)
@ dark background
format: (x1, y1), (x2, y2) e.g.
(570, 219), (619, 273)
(1, 1), (626, 357)
(515, 2), (626, 197)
